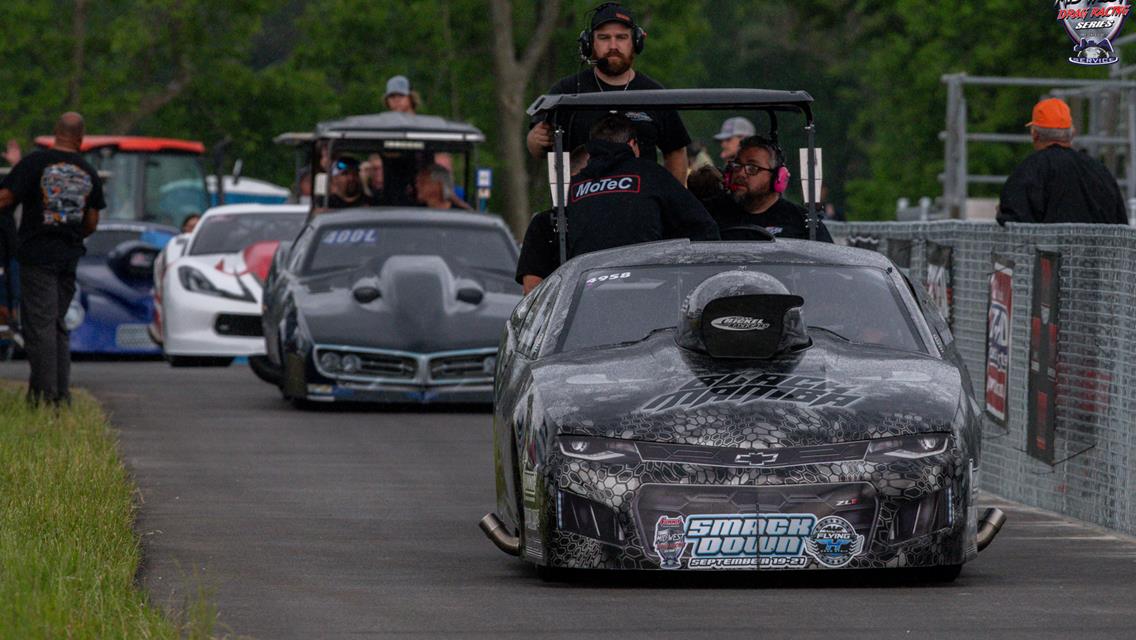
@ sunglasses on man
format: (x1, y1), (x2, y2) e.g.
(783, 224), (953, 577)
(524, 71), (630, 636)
(332, 159), (359, 175)
(724, 161), (776, 177)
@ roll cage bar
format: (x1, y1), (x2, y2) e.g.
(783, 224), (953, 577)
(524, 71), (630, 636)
(526, 88), (819, 260)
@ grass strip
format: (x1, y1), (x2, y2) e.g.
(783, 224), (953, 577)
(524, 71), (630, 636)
(0, 384), (213, 639)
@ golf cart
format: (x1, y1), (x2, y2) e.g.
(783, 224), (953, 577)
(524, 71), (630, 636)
(525, 88), (822, 260)
(276, 112), (487, 216)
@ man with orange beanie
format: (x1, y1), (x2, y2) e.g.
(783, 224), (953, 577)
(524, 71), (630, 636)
(997, 97), (1127, 225)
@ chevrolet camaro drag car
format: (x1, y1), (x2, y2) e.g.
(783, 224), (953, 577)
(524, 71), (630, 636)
(69, 221), (178, 354)
(156, 203), (307, 366)
(481, 239), (1005, 580)
(259, 208), (522, 406)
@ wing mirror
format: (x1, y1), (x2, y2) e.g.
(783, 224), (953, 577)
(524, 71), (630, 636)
(457, 286), (484, 305)
(353, 286), (381, 303)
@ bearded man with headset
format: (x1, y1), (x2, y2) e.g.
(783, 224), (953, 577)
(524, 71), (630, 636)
(707, 136), (833, 242)
(526, 3), (691, 185)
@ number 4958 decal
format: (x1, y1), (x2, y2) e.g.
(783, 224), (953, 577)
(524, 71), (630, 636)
(586, 271), (631, 286)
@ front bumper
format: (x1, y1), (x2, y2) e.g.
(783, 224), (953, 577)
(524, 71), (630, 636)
(163, 291), (264, 357)
(295, 344), (498, 404)
(524, 447), (976, 571)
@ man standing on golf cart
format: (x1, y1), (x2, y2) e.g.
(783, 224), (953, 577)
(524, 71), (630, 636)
(525, 3), (691, 185)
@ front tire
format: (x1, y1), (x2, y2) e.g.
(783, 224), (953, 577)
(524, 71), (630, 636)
(248, 355), (281, 386)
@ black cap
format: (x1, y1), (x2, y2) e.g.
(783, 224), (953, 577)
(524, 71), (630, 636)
(591, 4), (636, 30)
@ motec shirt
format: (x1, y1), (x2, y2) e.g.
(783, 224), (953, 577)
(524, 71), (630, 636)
(0, 148), (105, 265)
(997, 144), (1127, 225)
(565, 140), (719, 259)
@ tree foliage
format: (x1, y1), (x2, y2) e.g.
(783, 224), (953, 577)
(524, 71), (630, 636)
(1, 1), (1118, 224)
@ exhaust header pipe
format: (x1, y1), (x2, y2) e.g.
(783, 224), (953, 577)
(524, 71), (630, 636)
(479, 513), (521, 556)
(976, 507), (1006, 552)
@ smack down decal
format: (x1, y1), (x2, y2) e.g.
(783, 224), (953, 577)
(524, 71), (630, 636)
(652, 513), (865, 569)
(640, 373), (863, 413)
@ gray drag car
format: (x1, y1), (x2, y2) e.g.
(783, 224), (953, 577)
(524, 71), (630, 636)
(481, 239), (1005, 580)
(259, 208), (521, 405)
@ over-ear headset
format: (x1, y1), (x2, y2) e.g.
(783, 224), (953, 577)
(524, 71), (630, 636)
(757, 136), (790, 194)
(577, 3), (646, 63)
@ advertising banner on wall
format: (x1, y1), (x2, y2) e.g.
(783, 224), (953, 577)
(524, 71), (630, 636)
(925, 242), (953, 328)
(985, 256), (1014, 425)
(1027, 251), (1061, 464)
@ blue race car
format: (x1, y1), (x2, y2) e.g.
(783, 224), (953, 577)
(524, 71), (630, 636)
(69, 221), (178, 354)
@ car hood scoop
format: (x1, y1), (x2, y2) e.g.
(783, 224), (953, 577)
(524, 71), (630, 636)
(532, 332), (963, 448)
(296, 255), (518, 353)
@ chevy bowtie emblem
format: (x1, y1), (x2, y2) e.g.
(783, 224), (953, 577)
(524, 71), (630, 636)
(734, 451), (780, 466)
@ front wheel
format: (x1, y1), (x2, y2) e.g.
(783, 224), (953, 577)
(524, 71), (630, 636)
(248, 355), (281, 386)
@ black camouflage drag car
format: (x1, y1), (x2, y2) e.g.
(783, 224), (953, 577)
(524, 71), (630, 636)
(481, 239), (1004, 579)
(259, 208), (521, 405)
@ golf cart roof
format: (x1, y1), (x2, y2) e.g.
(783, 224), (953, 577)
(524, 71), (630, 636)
(526, 88), (814, 122)
(273, 132), (314, 146)
(314, 112), (485, 143)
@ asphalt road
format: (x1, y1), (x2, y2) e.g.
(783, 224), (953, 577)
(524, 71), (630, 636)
(4, 360), (1136, 639)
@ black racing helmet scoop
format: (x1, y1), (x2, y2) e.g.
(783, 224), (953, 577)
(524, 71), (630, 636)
(675, 270), (810, 359)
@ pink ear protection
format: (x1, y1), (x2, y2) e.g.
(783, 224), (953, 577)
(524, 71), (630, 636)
(772, 165), (791, 194)
(769, 141), (790, 193)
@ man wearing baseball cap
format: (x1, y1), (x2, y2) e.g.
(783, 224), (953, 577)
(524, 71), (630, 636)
(997, 97), (1126, 225)
(526, 3), (692, 184)
(383, 75), (418, 114)
(715, 116), (756, 161)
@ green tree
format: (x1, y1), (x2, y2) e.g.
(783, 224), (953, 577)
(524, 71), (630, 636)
(843, 0), (1111, 217)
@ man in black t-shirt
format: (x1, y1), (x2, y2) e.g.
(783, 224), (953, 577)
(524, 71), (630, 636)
(525, 4), (691, 184)
(0, 112), (105, 405)
(997, 98), (1127, 225)
(516, 115), (718, 292)
(326, 156), (378, 210)
(515, 145), (590, 293)
(706, 136), (832, 243)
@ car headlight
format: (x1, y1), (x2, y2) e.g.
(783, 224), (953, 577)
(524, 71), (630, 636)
(64, 288), (84, 330)
(318, 351), (342, 373)
(341, 353), (362, 374)
(178, 265), (222, 296)
(558, 436), (641, 464)
(866, 434), (950, 461)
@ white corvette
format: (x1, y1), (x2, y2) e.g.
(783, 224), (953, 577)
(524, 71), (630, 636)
(153, 203), (307, 366)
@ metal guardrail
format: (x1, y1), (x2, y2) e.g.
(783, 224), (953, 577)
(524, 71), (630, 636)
(828, 220), (1136, 536)
(940, 73), (1136, 222)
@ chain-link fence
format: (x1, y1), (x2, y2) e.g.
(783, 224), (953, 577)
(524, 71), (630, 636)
(827, 221), (1135, 536)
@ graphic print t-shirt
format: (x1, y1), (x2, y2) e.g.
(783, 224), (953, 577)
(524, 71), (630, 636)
(0, 148), (105, 265)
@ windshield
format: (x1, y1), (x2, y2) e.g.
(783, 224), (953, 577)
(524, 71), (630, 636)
(559, 264), (926, 354)
(147, 154), (209, 227)
(303, 222), (516, 277)
(82, 151), (209, 227)
(190, 212), (306, 255)
(87, 152), (137, 221)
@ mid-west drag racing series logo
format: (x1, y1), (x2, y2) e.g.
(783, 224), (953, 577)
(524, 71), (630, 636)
(1057, 1), (1130, 65)
(652, 513), (865, 570)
